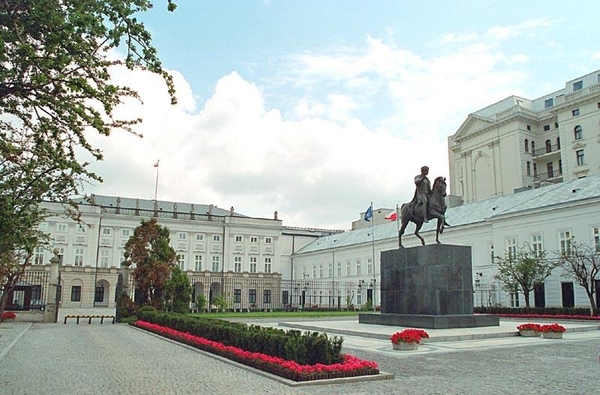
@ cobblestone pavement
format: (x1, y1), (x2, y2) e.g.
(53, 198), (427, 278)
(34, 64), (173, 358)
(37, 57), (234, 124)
(0, 319), (599, 395)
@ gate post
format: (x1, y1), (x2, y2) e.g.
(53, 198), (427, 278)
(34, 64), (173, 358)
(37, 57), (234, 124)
(43, 248), (60, 323)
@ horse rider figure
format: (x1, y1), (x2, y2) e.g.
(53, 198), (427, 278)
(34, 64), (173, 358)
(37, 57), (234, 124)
(413, 165), (431, 223)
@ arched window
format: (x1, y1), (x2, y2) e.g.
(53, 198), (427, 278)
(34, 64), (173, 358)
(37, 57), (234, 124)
(574, 125), (583, 140)
(545, 140), (552, 153)
(525, 139), (529, 152)
(531, 141), (535, 155)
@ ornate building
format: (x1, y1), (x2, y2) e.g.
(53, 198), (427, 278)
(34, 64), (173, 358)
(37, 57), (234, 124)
(448, 69), (600, 203)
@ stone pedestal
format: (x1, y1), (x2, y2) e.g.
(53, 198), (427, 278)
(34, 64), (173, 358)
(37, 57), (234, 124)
(359, 244), (499, 329)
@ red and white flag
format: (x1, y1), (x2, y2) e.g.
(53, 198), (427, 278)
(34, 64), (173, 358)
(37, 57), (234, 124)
(153, 160), (159, 168)
(385, 210), (397, 221)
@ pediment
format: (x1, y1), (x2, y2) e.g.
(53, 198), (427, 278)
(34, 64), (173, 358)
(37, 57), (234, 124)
(452, 114), (494, 141)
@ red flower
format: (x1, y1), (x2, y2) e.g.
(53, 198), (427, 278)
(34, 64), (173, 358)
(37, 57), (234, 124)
(1, 312), (16, 320)
(517, 323), (541, 331)
(390, 328), (429, 344)
(133, 320), (379, 381)
(539, 323), (566, 333)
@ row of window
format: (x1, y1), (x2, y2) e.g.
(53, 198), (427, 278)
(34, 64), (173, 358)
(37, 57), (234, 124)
(494, 227), (600, 263)
(543, 75), (600, 108)
(526, 160), (563, 178)
(234, 289), (272, 304)
(175, 254), (273, 274)
(300, 258), (374, 279)
(524, 125), (585, 154)
(85, 226), (270, 244)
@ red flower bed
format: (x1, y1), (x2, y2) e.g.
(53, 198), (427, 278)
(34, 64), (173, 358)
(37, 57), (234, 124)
(539, 323), (567, 333)
(516, 323), (541, 331)
(498, 313), (600, 321)
(133, 320), (379, 382)
(390, 328), (430, 344)
(1, 311), (16, 320)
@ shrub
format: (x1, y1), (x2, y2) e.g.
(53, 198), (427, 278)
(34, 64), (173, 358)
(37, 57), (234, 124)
(135, 310), (343, 365)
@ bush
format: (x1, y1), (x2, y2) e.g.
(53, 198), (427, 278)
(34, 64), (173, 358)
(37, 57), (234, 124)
(135, 310), (344, 365)
(474, 306), (595, 316)
(116, 293), (137, 322)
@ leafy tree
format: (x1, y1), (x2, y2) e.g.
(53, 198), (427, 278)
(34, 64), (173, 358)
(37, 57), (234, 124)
(164, 266), (192, 313)
(0, 1), (176, 317)
(494, 243), (561, 308)
(124, 219), (176, 307)
(212, 295), (228, 312)
(196, 294), (207, 312)
(559, 240), (599, 315)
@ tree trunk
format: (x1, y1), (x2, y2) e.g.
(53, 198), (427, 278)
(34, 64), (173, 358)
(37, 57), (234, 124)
(585, 288), (597, 316)
(0, 290), (10, 324)
(523, 290), (531, 308)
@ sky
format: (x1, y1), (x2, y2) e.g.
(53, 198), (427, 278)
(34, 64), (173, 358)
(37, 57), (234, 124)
(84, 0), (600, 230)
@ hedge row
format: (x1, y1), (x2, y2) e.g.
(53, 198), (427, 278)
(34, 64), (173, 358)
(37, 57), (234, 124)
(474, 306), (597, 316)
(137, 308), (343, 365)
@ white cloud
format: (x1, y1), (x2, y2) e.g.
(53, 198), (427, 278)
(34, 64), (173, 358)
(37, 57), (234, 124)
(486, 17), (553, 41)
(85, 24), (545, 229)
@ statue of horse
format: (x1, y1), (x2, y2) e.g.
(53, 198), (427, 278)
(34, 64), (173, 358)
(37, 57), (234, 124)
(399, 176), (449, 247)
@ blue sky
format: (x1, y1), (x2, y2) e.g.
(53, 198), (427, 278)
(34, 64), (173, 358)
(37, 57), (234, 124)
(87, 0), (600, 229)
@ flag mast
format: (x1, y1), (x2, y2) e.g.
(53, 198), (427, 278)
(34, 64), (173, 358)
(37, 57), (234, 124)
(370, 202), (376, 309)
(153, 159), (160, 201)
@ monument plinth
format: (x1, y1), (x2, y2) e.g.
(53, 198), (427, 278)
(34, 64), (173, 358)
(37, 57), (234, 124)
(359, 244), (499, 329)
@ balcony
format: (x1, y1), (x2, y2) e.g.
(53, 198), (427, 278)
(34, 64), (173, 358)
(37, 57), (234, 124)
(532, 143), (561, 158)
(533, 171), (563, 187)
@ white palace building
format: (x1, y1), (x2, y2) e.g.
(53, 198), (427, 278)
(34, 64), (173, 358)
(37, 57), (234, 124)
(14, 69), (600, 312)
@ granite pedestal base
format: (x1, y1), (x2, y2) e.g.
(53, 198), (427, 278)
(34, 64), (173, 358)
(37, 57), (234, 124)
(358, 312), (499, 329)
(360, 244), (499, 329)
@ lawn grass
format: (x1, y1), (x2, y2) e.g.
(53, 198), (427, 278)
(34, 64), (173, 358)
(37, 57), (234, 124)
(188, 310), (362, 319)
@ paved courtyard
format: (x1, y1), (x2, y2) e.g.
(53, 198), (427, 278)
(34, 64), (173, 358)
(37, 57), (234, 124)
(1, 312), (599, 394)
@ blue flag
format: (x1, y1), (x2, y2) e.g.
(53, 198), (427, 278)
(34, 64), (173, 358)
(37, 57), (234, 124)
(364, 205), (373, 222)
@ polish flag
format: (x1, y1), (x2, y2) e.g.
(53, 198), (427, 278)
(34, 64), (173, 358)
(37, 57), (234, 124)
(385, 210), (397, 221)
(153, 160), (159, 168)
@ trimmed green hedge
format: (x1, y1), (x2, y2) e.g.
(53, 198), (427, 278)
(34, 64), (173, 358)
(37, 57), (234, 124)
(474, 306), (597, 316)
(137, 310), (343, 365)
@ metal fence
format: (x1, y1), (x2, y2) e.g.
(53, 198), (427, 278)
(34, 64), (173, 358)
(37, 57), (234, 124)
(183, 276), (379, 311)
(4, 270), (50, 311)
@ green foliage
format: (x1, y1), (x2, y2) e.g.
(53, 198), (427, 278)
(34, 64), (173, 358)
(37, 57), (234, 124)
(165, 266), (192, 313)
(558, 240), (600, 314)
(474, 306), (595, 316)
(116, 292), (137, 322)
(212, 295), (228, 312)
(0, 0), (175, 316)
(125, 219), (176, 307)
(196, 294), (207, 312)
(136, 311), (344, 365)
(494, 243), (561, 308)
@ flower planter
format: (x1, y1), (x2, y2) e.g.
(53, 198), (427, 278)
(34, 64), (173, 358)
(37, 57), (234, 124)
(519, 330), (540, 337)
(542, 332), (563, 339)
(392, 342), (419, 351)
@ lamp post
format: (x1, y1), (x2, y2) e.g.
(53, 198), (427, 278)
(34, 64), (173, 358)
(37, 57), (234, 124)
(475, 272), (483, 307)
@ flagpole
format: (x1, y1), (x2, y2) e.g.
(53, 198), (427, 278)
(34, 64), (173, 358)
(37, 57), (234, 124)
(396, 203), (401, 248)
(370, 201), (376, 310)
(154, 159), (160, 201)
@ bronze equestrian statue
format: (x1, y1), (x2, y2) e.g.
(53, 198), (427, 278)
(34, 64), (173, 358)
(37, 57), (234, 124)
(399, 167), (450, 247)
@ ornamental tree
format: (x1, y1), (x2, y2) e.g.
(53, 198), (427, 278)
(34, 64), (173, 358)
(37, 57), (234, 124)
(0, 1), (176, 317)
(494, 243), (561, 308)
(164, 266), (192, 313)
(124, 218), (176, 308)
(559, 240), (599, 315)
